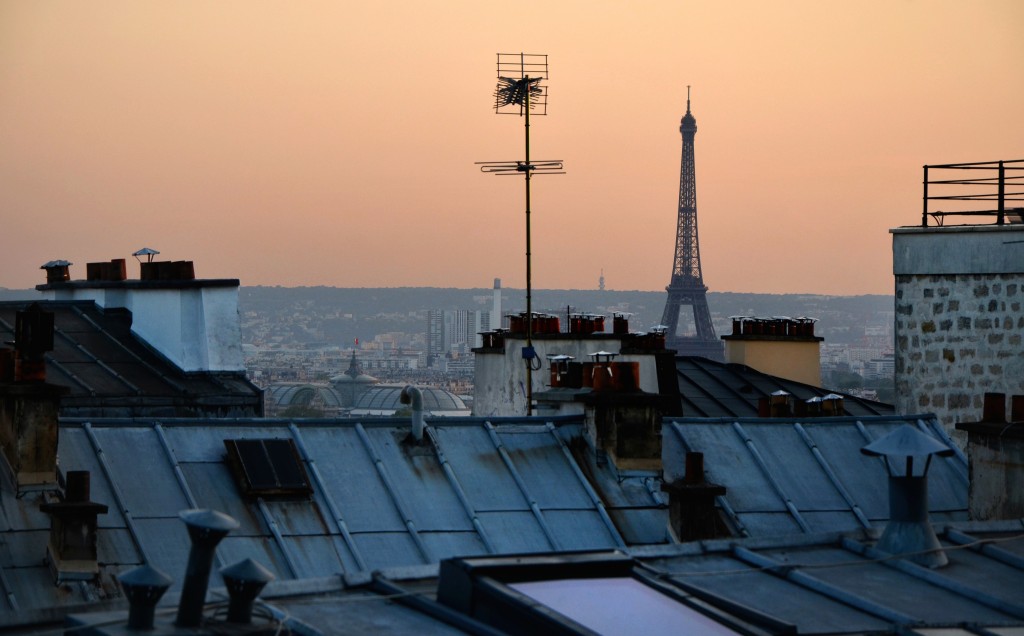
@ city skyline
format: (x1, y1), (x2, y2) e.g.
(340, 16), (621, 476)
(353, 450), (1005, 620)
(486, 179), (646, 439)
(2, 1), (1022, 295)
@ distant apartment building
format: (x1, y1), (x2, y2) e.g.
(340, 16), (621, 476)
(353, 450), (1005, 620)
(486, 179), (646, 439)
(427, 308), (492, 363)
(445, 310), (473, 354)
(427, 309), (444, 362)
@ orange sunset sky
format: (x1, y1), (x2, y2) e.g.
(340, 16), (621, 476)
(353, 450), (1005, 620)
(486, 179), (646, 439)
(2, 1), (1022, 295)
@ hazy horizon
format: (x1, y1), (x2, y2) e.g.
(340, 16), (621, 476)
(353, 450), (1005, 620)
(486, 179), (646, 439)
(2, 281), (894, 298)
(3, 2), (1021, 294)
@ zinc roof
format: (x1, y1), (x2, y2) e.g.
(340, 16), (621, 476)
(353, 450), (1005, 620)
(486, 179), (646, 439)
(663, 413), (968, 537)
(631, 521), (1024, 635)
(675, 356), (893, 417)
(0, 301), (262, 418)
(0, 415), (660, 618)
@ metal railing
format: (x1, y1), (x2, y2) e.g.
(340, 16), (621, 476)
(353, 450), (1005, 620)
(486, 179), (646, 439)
(922, 159), (1024, 226)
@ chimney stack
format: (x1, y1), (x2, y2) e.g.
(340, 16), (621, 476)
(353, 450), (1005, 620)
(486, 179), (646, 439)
(0, 304), (67, 492)
(722, 316), (823, 386)
(661, 452), (728, 541)
(40, 260), (71, 284)
(956, 393), (1024, 521)
(38, 471), (109, 582)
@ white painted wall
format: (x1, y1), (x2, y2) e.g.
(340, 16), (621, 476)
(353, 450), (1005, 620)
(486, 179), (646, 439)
(40, 282), (243, 373)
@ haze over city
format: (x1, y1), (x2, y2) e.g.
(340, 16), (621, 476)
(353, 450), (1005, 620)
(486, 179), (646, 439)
(2, 1), (1022, 295)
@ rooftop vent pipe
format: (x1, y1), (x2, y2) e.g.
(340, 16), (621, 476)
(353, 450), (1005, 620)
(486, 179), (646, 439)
(861, 425), (954, 568)
(220, 558), (275, 624)
(400, 385), (425, 442)
(175, 509), (239, 628)
(118, 564), (173, 630)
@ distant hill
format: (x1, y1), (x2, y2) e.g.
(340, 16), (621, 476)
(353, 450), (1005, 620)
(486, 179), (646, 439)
(1, 286), (893, 346)
(239, 286), (893, 346)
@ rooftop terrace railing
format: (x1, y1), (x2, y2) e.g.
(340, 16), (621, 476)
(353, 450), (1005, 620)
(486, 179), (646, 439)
(922, 159), (1024, 226)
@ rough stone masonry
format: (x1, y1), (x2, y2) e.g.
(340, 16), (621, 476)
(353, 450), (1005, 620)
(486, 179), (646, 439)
(891, 225), (1024, 442)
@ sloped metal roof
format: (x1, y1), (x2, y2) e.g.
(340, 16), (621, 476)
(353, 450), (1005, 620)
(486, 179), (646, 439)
(675, 356), (893, 417)
(0, 301), (262, 417)
(57, 520), (1024, 636)
(663, 414), (968, 538)
(631, 521), (1024, 634)
(0, 415), (658, 618)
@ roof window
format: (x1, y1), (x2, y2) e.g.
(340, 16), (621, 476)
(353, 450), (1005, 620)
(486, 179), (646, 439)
(223, 438), (312, 498)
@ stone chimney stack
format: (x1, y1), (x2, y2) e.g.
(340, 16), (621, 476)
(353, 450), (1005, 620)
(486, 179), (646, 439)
(0, 303), (67, 492)
(39, 470), (108, 582)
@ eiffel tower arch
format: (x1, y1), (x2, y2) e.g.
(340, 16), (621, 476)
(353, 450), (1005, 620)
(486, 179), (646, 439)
(660, 90), (724, 361)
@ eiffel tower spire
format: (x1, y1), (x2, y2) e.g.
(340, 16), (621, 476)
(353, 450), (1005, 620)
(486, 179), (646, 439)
(660, 88), (723, 360)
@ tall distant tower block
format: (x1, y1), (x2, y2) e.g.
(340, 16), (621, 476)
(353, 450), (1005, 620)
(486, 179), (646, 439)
(660, 89), (724, 361)
(491, 278), (502, 331)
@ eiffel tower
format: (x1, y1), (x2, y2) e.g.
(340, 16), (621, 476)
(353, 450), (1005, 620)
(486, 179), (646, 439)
(660, 89), (724, 360)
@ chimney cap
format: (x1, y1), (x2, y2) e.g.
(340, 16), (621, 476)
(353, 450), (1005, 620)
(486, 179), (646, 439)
(40, 260), (72, 269)
(133, 247), (160, 264)
(861, 424), (955, 460)
(119, 563), (174, 590)
(180, 508), (240, 533)
(220, 558), (275, 586)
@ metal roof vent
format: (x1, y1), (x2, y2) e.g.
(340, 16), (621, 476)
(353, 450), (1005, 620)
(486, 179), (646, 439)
(118, 564), (173, 630)
(400, 385), (426, 442)
(220, 558), (275, 624)
(175, 509), (239, 628)
(861, 425), (955, 568)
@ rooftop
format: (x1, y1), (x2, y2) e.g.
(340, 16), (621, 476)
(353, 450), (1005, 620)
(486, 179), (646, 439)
(0, 300), (261, 417)
(674, 356), (893, 418)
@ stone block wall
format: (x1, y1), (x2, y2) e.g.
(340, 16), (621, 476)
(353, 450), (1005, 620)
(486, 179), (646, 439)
(895, 273), (1024, 436)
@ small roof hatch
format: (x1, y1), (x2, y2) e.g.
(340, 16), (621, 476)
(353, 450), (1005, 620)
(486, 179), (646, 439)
(223, 438), (312, 498)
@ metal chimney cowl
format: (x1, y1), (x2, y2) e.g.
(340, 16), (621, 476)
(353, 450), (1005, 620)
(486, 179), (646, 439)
(220, 557), (275, 624)
(175, 509), (240, 628)
(118, 564), (174, 630)
(861, 425), (955, 568)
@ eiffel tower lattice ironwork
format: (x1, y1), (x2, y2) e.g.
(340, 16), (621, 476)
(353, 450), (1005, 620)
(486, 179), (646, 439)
(660, 89), (724, 360)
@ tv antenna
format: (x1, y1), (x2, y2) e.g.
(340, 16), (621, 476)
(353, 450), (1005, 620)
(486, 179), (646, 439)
(476, 53), (564, 416)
